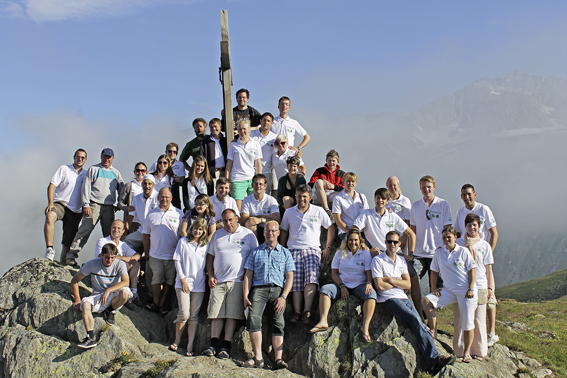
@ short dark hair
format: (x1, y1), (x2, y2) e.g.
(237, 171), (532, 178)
(74, 149), (87, 157)
(192, 118), (207, 128)
(222, 208), (238, 218)
(216, 177), (231, 188)
(134, 162), (147, 169)
(385, 230), (400, 241)
(261, 112), (274, 120)
(464, 213), (481, 226)
(101, 243), (118, 256)
(296, 184), (311, 196)
(374, 188), (391, 200)
(166, 142), (178, 152)
(253, 174), (267, 184)
(278, 96), (291, 106)
(209, 118), (222, 126)
(461, 183), (475, 192)
(236, 88), (250, 98)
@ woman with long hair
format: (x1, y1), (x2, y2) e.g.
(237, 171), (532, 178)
(151, 154), (174, 192)
(180, 194), (216, 241)
(183, 155), (213, 211)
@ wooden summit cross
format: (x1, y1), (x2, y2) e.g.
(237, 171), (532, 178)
(220, 10), (233, 148)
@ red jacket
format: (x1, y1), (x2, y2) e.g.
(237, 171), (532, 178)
(308, 164), (345, 192)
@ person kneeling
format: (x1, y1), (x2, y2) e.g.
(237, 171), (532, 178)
(71, 243), (132, 349)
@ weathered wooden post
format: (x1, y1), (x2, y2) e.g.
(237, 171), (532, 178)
(220, 10), (233, 149)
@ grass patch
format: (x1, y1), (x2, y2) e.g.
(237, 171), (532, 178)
(144, 359), (176, 378)
(497, 269), (567, 302)
(435, 298), (567, 376)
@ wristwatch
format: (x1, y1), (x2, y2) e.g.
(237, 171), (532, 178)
(281, 294), (287, 299)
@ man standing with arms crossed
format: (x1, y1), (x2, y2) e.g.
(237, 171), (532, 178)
(44, 149), (87, 262)
(240, 174), (280, 244)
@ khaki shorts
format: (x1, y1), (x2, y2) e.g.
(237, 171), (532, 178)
(149, 257), (176, 286)
(487, 293), (497, 309)
(80, 287), (133, 313)
(207, 281), (244, 320)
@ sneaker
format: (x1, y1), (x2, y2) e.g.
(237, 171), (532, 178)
(124, 298), (135, 310)
(487, 333), (499, 347)
(103, 310), (115, 325)
(217, 348), (230, 360)
(78, 336), (97, 349)
(45, 247), (55, 261)
(202, 346), (216, 357)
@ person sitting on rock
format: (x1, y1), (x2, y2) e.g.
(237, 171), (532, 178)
(373, 230), (456, 375)
(71, 243), (132, 349)
(309, 229), (376, 343)
(203, 209), (258, 360)
(240, 174), (280, 244)
(308, 149), (345, 221)
(241, 220), (295, 370)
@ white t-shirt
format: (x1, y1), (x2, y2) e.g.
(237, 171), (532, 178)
(354, 209), (408, 250)
(431, 244), (477, 293)
(143, 205), (183, 260)
(211, 194), (240, 222)
(332, 191), (370, 234)
(271, 148), (304, 181)
(386, 194), (412, 222)
(280, 204), (332, 250)
(410, 197), (452, 258)
(150, 159), (186, 178)
(454, 202), (497, 243)
(186, 177), (209, 209)
(50, 164), (87, 213)
(173, 238), (207, 292)
(456, 238), (494, 289)
(270, 116), (307, 148)
(250, 129), (277, 173)
(94, 236), (137, 259)
(131, 191), (159, 234)
(207, 226), (258, 283)
(372, 252), (410, 302)
(331, 249), (373, 288)
(227, 138), (263, 182)
(128, 179), (144, 221)
(213, 137), (225, 168)
(241, 193), (279, 226)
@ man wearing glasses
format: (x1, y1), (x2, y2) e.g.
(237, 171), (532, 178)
(149, 143), (186, 209)
(270, 96), (310, 152)
(410, 175), (452, 291)
(66, 148), (124, 267)
(44, 149), (88, 262)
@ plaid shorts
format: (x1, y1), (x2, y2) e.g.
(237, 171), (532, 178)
(290, 248), (321, 292)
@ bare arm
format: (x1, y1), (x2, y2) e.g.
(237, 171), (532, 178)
(180, 220), (189, 237)
(322, 224), (336, 262)
(142, 233), (150, 260)
(403, 226), (416, 256)
(279, 229), (289, 248)
(488, 226), (499, 253)
(225, 159), (233, 179)
(334, 213), (349, 234)
(206, 254), (216, 288)
(255, 159), (262, 175)
(45, 183), (56, 214)
(297, 133), (311, 150)
(243, 269), (253, 309)
(486, 264), (495, 299)
(71, 271), (86, 312)
(375, 273), (411, 291)
(465, 268), (476, 298)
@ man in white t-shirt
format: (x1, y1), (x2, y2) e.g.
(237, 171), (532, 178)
(149, 142), (186, 209)
(44, 149), (88, 262)
(95, 220), (142, 308)
(372, 231), (455, 375)
(279, 184), (335, 325)
(210, 177), (240, 226)
(410, 175), (452, 291)
(455, 183), (499, 346)
(250, 113), (278, 195)
(203, 209), (258, 360)
(240, 174), (280, 244)
(270, 96), (310, 151)
(143, 187), (183, 315)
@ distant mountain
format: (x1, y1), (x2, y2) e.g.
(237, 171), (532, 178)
(497, 266), (567, 302)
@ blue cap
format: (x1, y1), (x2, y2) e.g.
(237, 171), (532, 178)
(101, 148), (114, 157)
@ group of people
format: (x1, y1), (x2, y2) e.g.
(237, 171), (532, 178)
(44, 90), (499, 374)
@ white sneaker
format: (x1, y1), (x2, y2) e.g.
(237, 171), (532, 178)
(487, 333), (500, 347)
(45, 247), (55, 261)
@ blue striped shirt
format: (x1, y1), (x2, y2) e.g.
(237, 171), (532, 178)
(244, 243), (295, 287)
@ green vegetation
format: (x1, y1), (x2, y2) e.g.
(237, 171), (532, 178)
(496, 268), (567, 302)
(100, 351), (137, 374)
(436, 297), (567, 377)
(144, 359), (176, 378)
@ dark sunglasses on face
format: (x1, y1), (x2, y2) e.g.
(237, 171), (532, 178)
(135, 169), (147, 173)
(167, 150), (177, 154)
(159, 161), (168, 165)
(386, 239), (400, 245)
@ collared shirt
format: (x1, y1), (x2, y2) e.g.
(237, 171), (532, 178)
(431, 244), (477, 293)
(213, 137), (225, 168)
(144, 205), (183, 260)
(331, 248), (372, 288)
(386, 194), (412, 222)
(410, 196), (452, 258)
(50, 164), (87, 213)
(372, 252), (410, 303)
(241, 193), (279, 226)
(456, 238), (493, 289)
(280, 204), (332, 250)
(211, 194), (240, 221)
(227, 138), (263, 182)
(131, 190), (159, 234)
(271, 115), (307, 148)
(250, 129), (277, 173)
(332, 190), (370, 234)
(207, 225), (258, 283)
(454, 202), (497, 243)
(354, 208), (408, 250)
(244, 243), (295, 287)
(173, 239), (208, 292)
(94, 236), (137, 259)
(271, 148), (305, 181)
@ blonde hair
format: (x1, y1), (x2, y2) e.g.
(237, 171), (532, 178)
(339, 229), (369, 259)
(419, 175), (435, 185)
(187, 218), (209, 246)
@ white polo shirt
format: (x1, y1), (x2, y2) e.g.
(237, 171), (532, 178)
(94, 236), (137, 259)
(213, 137), (225, 169)
(281, 204), (332, 250)
(410, 197), (452, 258)
(271, 115), (307, 148)
(332, 191), (370, 234)
(241, 193), (279, 226)
(211, 194), (240, 221)
(456, 238), (493, 289)
(227, 138), (263, 182)
(150, 159), (186, 178)
(50, 164), (87, 213)
(131, 191), (159, 234)
(386, 194), (412, 222)
(154, 174), (172, 192)
(331, 249), (373, 288)
(207, 226), (258, 283)
(372, 252), (410, 302)
(144, 205), (183, 260)
(173, 239), (207, 292)
(454, 202), (497, 243)
(431, 244), (477, 293)
(271, 148), (305, 181)
(186, 177), (209, 209)
(354, 209), (408, 250)
(251, 129), (277, 173)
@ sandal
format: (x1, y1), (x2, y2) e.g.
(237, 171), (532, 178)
(217, 348), (230, 360)
(159, 306), (169, 316)
(238, 356), (264, 368)
(290, 312), (302, 324)
(186, 351), (194, 357)
(302, 311), (312, 324)
(65, 258), (79, 267)
(168, 344), (178, 352)
(462, 355), (473, 363)
(472, 355), (483, 361)
(273, 359), (288, 370)
(145, 302), (158, 312)
(360, 328), (372, 343)
(309, 324), (329, 334)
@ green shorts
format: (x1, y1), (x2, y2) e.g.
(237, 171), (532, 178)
(230, 179), (253, 200)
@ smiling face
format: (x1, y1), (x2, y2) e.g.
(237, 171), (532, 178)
(142, 179), (155, 197)
(134, 164), (147, 180)
(110, 221), (125, 240)
(465, 220), (480, 238)
(385, 233), (400, 254)
(101, 154), (114, 168)
(74, 151), (87, 168)
(260, 114), (273, 132)
(158, 190), (172, 210)
(252, 177), (266, 196)
(374, 194), (389, 211)
(345, 178), (357, 192)
(166, 147), (178, 161)
(195, 161), (205, 175)
(386, 176), (400, 197)
(191, 225), (205, 239)
(347, 232), (361, 253)
(326, 156), (338, 172)
(278, 99), (291, 116)
(158, 158), (169, 173)
(210, 121), (221, 137)
(442, 231), (457, 250)
(237, 122), (250, 139)
(264, 221), (280, 246)
(287, 163), (298, 174)
(193, 121), (207, 136)
(420, 180), (435, 201)
(296, 190), (311, 210)
(194, 201), (207, 215)
(461, 188), (477, 209)
(216, 183), (230, 200)
(236, 92), (249, 108)
(275, 138), (288, 152)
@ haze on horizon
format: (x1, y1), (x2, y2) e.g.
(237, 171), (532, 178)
(0, 1), (566, 280)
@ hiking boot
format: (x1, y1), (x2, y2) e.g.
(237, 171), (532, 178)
(103, 310), (115, 325)
(45, 247), (55, 261)
(78, 336), (97, 349)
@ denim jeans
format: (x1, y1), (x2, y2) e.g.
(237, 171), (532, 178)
(382, 298), (440, 371)
(320, 283), (377, 302)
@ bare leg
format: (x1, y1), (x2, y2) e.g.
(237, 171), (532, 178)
(249, 331), (263, 362)
(361, 299), (376, 336)
(311, 294), (331, 330)
(210, 319), (224, 339)
(463, 329), (474, 356)
(186, 323), (198, 353)
(236, 199), (243, 212)
(292, 291), (303, 314)
(303, 283), (317, 313)
(158, 284), (171, 308)
(129, 261), (140, 289)
(410, 276), (424, 321)
(224, 318), (237, 341)
(151, 284), (162, 306)
(272, 335), (284, 361)
(44, 211), (57, 247)
(487, 305), (497, 335)
(283, 197), (294, 210)
(111, 288), (130, 309)
(60, 245), (70, 264)
(82, 302), (94, 332)
(422, 296), (438, 338)
(314, 180), (329, 209)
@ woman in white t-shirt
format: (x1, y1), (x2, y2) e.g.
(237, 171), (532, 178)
(118, 162), (147, 233)
(170, 218), (209, 356)
(309, 229), (377, 342)
(453, 213), (494, 361)
(271, 134), (306, 182)
(332, 172), (369, 241)
(183, 155), (213, 211)
(151, 154), (174, 192)
(423, 225), (477, 363)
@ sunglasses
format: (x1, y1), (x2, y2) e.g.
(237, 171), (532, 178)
(158, 161), (168, 165)
(385, 240), (400, 245)
(135, 169), (147, 173)
(75, 156), (86, 160)
(167, 150), (177, 154)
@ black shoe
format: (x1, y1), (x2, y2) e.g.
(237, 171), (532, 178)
(202, 346), (216, 357)
(78, 336), (97, 349)
(217, 348), (230, 360)
(132, 294), (143, 307)
(431, 355), (456, 375)
(104, 310), (115, 325)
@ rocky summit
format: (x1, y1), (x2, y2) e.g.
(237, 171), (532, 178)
(0, 258), (554, 377)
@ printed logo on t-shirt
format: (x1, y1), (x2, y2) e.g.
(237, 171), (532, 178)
(308, 217), (319, 223)
(385, 222), (395, 229)
(167, 217), (178, 224)
(430, 211), (441, 219)
(233, 239), (246, 246)
(452, 259), (464, 268)
(268, 142), (274, 147)
(356, 261), (364, 267)
(287, 128), (294, 134)
(262, 209), (271, 214)
(479, 216), (485, 226)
